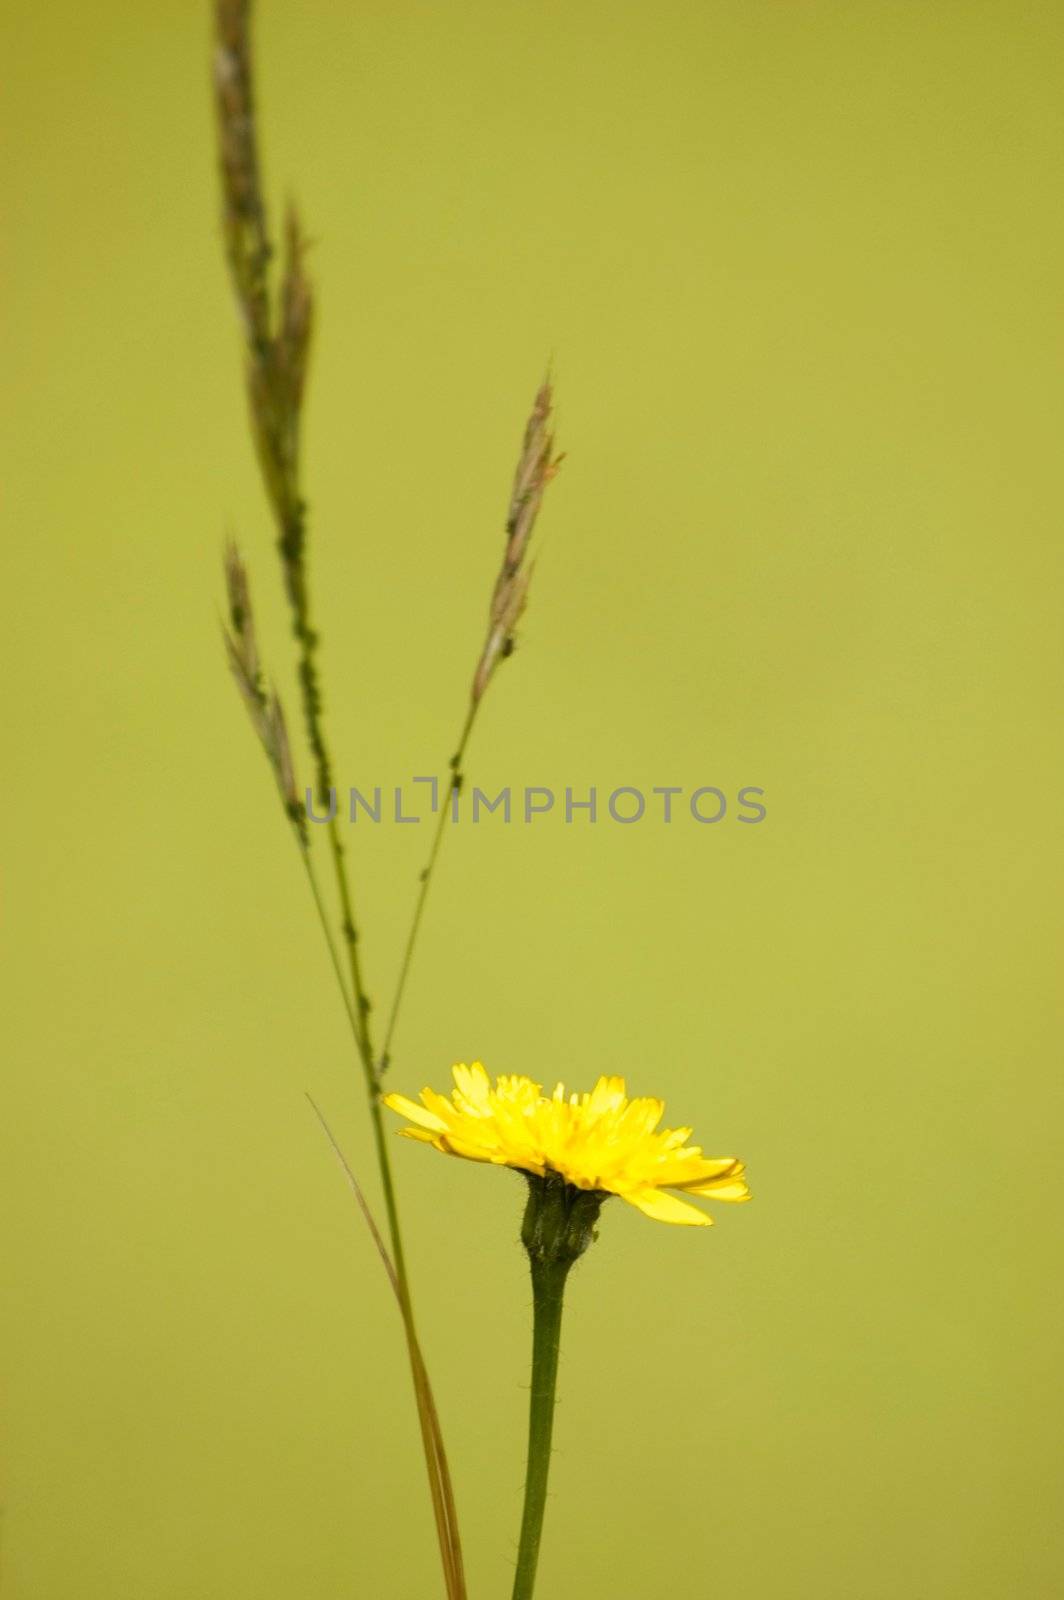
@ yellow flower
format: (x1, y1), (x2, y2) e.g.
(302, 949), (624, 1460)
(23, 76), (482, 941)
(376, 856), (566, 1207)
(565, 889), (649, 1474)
(384, 1064), (750, 1227)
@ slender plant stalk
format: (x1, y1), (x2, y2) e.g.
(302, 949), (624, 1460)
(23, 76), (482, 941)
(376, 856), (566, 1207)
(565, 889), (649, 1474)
(223, 549), (465, 1597)
(301, 819), (464, 1596)
(299, 848), (360, 1037)
(213, 6), (465, 1593)
(380, 381), (562, 1072)
(379, 702), (478, 1073)
(511, 1257), (570, 1600)
(510, 1177), (602, 1600)
(306, 1091), (461, 1597)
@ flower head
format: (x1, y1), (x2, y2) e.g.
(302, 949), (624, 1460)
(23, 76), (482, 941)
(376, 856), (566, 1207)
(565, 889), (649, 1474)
(384, 1064), (750, 1227)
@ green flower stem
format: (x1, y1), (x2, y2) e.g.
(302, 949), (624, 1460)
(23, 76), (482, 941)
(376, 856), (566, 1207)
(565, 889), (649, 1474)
(513, 1176), (605, 1600)
(512, 1254), (571, 1600)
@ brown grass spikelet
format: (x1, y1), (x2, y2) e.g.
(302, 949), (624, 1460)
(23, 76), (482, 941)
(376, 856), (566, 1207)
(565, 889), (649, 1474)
(223, 541), (305, 838)
(213, 0), (271, 350)
(472, 379), (563, 704)
(276, 206), (314, 420)
(213, 2), (313, 537)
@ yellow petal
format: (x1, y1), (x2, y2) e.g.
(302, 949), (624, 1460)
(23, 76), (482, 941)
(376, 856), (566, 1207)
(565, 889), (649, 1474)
(422, 1088), (458, 1122)
(439, 1131), (498, 1163)
(673, 1157), (738, 1183)
(627, 1097), (665, 1134)
(687, 1179), (751, 1201)
(683, 1161), (750, 1201)
(588, 1076), (627, 1115)
(452, 1061), (492, 1110)
(383, 1092), (448, 1133)
(623, 1186), (714, 1226)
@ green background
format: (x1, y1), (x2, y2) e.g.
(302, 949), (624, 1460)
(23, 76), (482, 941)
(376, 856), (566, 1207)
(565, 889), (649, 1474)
(3, 2), (1061, 1595)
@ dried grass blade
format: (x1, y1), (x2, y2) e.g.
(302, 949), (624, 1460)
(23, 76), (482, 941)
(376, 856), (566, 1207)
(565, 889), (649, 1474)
(306, 1097), (467, 1598)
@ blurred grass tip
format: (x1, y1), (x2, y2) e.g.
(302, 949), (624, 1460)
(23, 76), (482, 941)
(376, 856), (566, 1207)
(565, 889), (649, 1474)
(472, 380), (564, 705)
(222, 541), (304, 839)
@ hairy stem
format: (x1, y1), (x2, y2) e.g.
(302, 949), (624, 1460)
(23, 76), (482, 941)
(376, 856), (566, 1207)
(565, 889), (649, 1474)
(511, 1256), (569, 1600)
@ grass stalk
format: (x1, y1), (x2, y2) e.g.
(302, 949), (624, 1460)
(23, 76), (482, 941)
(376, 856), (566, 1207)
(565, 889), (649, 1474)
(380, 381), (563, 1072)
(379, 702), (478, 1075)
(213, 5), (465, 1592)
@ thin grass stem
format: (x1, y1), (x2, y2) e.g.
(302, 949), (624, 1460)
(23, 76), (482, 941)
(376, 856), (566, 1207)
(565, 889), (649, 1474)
(213, 4), (465, 1590)
(379, 701), (479, 1075)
